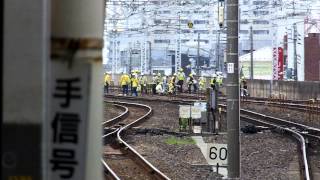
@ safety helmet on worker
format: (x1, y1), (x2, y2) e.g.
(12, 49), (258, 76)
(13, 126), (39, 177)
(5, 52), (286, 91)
(179, 68), (183, 72)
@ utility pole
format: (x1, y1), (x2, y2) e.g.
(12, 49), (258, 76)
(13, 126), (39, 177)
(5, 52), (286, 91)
(283, 34), (288, 79)
(175, 11), (181, 73)
(197, 33), (200, 75)
(250, 26), (253, 80)
(216, 30), (221, 72)
(218, 0), (225, 73)
(226, 0), (240, 178)
(293, 23), (298, 81)
(148, 41), (152, 75)
(129, 48), (132, 74)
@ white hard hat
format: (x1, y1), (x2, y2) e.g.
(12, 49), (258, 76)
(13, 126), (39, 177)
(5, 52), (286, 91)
(212, 74), (217, 78)
(141, 73), (144, 76)
(152, 73), (156, 75)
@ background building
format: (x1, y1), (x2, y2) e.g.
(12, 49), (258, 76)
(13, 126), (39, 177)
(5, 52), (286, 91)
(104, 0), (225, 76)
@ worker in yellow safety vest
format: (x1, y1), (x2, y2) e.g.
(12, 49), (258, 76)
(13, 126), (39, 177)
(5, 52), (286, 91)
(210, 74), (217, 90)
(120, 72), (130, 96)
(168, 73), (177, 95)
(131, 74), (139, 96)
(177, 68), (185, 93)
(104, 72), (111, 93)
(217, 75), (223, 87)
(139, 73), (148, 95)
(199, 76), (206, 92)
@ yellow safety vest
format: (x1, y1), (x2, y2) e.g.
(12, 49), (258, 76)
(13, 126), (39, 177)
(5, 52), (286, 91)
(104, 74), (111, 85)
(178, 72), (185, 81)
(132, 78), (139, 87)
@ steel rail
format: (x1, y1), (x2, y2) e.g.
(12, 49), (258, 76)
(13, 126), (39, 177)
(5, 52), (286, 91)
(101, 158), (121, 180)
(102, 103), (129, 127)
(101, 102), (128, 180)
(114, 101), (171, 180)
(240, 108), (320, 137)
(240, 99), (320, 112)
(102, 101), (171, 180)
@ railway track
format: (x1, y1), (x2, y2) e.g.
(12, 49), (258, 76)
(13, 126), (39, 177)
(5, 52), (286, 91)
(220, 104), (320, 180)
(102, 101), (170, 180)
(104, 94), (320, 179)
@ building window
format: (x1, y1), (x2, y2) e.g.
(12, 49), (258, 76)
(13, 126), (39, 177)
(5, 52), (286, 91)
(240, 30), (249, 34)
(180, 19), (189, 24)
(194, 39), (209, 44)
(194, 10), (209, 14)
(194, 30), (209, 34)
(253, 30), (269, 34)
(154, 20), (162, 25)
(181, 29), (191, 33)
(253, 1), (269, 5)
(156, 10), (171, 14)
(253, 20), (269, 24)
(194, 20), (209, 24)
(240, 20), (249, 24)
(253, 11), (269, 16)
(154, 39), (170, 43)
(181, 39), (189, 43)
(181, 11), (190, 14)
(154, 30), (169, 34)
(150, 1), (160, 5)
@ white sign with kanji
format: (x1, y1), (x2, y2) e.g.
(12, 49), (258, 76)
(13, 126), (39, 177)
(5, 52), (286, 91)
(47, 61), (90, 180)
(179, 105), (191, 118)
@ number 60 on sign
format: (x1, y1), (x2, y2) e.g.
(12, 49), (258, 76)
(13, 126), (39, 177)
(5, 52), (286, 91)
(207, 143), (228, 165)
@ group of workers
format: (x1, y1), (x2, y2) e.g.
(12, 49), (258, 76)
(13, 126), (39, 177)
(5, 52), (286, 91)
(104, 69), (226, 96)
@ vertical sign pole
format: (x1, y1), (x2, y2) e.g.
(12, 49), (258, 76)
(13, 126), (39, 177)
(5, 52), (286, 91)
(49, 0), (104, 180)
(226, 0), (240, 178)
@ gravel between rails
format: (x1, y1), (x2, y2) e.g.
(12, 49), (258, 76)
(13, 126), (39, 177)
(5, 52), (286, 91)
(124, 134), (221, 180)
(103, 102), (123, 121)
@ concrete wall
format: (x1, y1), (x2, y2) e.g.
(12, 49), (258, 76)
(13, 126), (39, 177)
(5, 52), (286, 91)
(247, 80), (320, 100)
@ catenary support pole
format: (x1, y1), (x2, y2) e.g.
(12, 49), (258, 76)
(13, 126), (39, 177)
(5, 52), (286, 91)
(250, 26), (253, 80)
(216, 30), (221, 72)
(50, 0), (104, 180)
(197, 33), (200, 75)
(293, 23), (298, 81)
(226, 0), (240, 178)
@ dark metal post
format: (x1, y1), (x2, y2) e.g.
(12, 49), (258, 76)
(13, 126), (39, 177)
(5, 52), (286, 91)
(226, 0), (240, 178)
(197, 33), (200, 75)
(216, 30), (221, 72)
(293, 23), (297, 81)
(148, 41), (152, 75)
(129, 48), (132, 74)
(250, 26), (253, 80)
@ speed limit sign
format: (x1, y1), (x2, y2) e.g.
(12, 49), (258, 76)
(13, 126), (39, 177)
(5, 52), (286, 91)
(207, 143), (228, 165)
